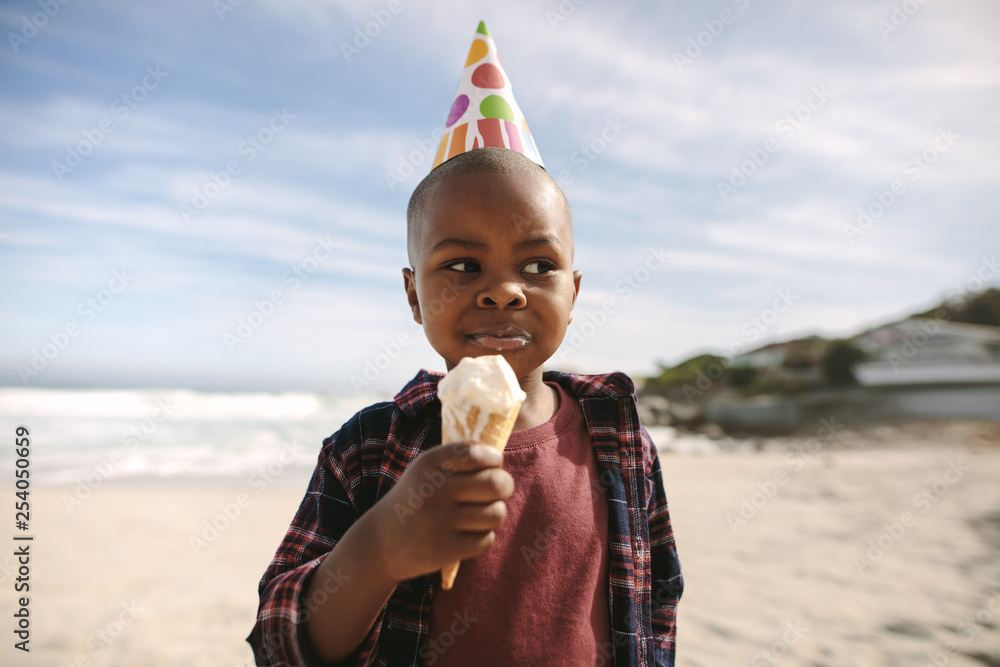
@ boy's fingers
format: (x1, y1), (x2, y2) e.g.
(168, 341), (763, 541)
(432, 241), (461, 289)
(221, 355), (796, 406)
(448, 468), (514, 503)
(451, 500), (507, 532)
(429, 442), (503, 472)
(449, 530), (497, 560)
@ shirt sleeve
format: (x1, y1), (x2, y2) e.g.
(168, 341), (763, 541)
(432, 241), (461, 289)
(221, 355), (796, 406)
(642, 427), (684, 667)
(246, 427), (385, 666)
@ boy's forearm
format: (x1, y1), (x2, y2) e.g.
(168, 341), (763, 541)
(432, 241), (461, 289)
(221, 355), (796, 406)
(303, 506), (399, 662)
(296, 442), (508, 661)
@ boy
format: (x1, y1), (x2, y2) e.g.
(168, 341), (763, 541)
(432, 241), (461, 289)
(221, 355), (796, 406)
(247, 22), (682, 667)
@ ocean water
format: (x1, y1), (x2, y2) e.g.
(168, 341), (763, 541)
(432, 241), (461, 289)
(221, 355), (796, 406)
(0, 388), (730, 487)
(0, 387), (387, 486)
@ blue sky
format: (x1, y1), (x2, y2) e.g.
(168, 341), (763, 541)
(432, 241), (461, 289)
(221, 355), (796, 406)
(1, 0), (998, 393)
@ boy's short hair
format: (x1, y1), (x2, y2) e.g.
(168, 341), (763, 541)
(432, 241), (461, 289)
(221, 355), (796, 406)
(405, 146), (571, 265)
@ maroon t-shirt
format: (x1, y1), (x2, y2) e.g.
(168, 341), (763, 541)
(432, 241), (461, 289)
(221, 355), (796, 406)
(425, 382), (611, 666)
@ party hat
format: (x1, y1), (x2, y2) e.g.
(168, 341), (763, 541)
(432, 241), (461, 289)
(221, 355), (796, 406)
(431, 21), (544, 170)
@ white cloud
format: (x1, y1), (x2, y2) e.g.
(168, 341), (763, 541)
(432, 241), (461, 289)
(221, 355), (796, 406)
(2, 0), (998, 389)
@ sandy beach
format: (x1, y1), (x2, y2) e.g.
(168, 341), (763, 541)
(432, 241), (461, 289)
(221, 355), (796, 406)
(4, 423), (999, 666)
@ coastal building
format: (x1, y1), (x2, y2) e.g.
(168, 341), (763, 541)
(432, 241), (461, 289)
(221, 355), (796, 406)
(706, 319), (1000, 431)
(853, 319), (1000, 386)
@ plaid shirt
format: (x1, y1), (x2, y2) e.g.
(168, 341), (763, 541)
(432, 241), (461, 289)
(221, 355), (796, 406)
(247, 369), (683, 666)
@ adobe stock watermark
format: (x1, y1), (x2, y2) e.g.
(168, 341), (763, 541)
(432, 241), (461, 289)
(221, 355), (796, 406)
(419, 610), (477, 666)
(594, 610), (639, 667)
(681, 287), (799, 404)
(179, 107), (296, 223)
(57, 600), (145, 665)
(727, 417), (844, 534)
(739, 288), (798, 343)
(299, 565), (351, 621)
(545, 0), (590, 30)
(350, 272), (478, 391)
(213, 0), (244, 21)
(945, 254), (999, 307)
(0, 555), (17, 587)
(62, 397), (177, 514)
(672, 0), (751, 73)
(750, 619), (808, 666)
(385, 122), (445, 192)
(224, 236), (337, 351)
(883, 311), (947, 372)
(554, 246), (669, 360)
(520, 520), (563, 566)
(351, 330), (416, 394)
(877, 253), (998, 373)
(247, 439), (306, 493)
(340, 0), (407, 63)
(190, 440), (305, 556)
(922, 590), (1000, 667)
(843, 127), (958, 243)
(7, 0), (71, 53)
(51, 65), (169, 181)
(717, 85), (834, 202)
(877, 0), (931, 41)
(422, 274), (473, 320)
(554, 116), (628, 190)
(393, 459), (460, 523)
(611, 246), (670, 300)
(17, 268), (134, 384)
(852, 457), (968, 575)
(245, 565), (351, 666)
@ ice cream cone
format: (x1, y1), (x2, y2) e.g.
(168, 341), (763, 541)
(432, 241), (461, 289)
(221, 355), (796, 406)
(437, 355), (525, 590)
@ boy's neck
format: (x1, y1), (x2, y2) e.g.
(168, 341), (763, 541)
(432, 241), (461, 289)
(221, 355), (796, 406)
(512, 370), (558, 432)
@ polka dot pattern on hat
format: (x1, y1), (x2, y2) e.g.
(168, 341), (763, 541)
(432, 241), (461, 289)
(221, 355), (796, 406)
(431, 21), (544, 170)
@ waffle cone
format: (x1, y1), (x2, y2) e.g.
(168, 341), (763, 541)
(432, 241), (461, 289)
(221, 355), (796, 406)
(436, 355), (525, 590)
(439, 403), (521, 590)
(441, 404), (521, 449)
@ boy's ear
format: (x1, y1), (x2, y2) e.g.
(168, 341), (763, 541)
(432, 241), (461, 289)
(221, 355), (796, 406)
(568, 270), (582, 325)
(402, 268), (422, 325)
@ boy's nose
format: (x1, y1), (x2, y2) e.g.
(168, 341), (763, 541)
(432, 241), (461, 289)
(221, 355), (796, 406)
(476, 281), (526, 309)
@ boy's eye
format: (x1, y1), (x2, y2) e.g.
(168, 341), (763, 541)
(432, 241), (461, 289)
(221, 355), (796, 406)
(447, 261), (480, 273)
(523, 261), (554, 275)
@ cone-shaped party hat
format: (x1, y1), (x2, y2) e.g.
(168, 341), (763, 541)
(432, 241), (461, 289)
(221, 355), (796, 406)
(431, 21), (544, 171)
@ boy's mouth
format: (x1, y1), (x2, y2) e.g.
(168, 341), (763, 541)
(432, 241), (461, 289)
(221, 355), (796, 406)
(466, 326), (531, 351)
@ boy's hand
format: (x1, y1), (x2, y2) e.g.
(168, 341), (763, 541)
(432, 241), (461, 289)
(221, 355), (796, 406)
(373, 443), (513, 584)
